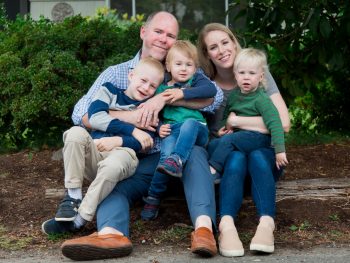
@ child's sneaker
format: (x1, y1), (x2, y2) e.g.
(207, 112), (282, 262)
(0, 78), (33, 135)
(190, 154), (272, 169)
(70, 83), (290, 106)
(141, 196), (160, 221)
(157, 154), (183, 177)
(55, 194), (81, 222)
(41, 218), (79, 235)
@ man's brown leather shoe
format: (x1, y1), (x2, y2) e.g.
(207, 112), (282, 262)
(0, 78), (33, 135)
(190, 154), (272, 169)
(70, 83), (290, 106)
(191, 227), (217, 257)
(61, 232), (132, 261)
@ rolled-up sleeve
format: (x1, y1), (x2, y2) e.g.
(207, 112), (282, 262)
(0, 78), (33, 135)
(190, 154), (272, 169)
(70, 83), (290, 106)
(201, 81), (223, 113)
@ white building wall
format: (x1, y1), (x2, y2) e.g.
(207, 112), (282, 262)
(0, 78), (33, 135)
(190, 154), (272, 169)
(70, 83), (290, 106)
(29, 0), (105, 21)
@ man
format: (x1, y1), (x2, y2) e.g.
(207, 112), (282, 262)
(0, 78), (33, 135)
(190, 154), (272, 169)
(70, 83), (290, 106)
(42, 11), (223, 261)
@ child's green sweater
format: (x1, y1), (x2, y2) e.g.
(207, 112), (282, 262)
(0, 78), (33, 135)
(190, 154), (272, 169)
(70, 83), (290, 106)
(223, 87), (285, 153)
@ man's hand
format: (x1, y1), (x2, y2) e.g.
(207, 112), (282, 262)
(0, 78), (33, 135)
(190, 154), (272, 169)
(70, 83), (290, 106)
(137, 94), (167, 128)
(162, 89), (184, 104)
(276, 152), (288, 170)
(109, 110), (157, 132)
(159, 124), (171, 138)
(94, 137), (123, 152)
(132, 127), (154, 151)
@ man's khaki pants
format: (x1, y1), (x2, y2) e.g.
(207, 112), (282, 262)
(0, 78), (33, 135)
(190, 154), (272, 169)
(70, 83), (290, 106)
(63, 126), (138, 221)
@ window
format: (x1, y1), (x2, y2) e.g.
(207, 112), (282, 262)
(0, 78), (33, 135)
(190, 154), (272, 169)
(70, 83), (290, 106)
(110, 0), (226, 32)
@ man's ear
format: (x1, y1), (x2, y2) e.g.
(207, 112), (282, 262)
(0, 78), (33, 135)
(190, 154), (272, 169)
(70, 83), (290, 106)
(140, 25), (146, 40)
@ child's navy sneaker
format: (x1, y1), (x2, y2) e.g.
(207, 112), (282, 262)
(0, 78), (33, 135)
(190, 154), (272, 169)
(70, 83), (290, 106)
(141, 196), (161, 221)
(41, 218), (78, 235)
(55, 194), (81, 222)
(157, 154), (183, 177)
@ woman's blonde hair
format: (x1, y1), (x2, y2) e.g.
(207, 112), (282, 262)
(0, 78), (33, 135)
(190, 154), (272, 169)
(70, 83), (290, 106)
(234, 48), (268, 88)
(197, 23), (242, 79)
(166, 40), (199, 67)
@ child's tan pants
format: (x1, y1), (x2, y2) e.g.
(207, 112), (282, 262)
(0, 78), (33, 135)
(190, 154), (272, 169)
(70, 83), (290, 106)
(63, 126), (138, 221)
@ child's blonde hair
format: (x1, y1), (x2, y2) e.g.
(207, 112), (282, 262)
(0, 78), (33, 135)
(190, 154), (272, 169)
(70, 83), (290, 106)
(134, 57), (165, 80)
(234, 48), (268, 88)
(166, 40), (199, 68)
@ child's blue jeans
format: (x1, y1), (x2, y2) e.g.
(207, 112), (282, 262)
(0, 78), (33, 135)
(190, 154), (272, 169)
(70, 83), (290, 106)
(148, 119), (208, 198)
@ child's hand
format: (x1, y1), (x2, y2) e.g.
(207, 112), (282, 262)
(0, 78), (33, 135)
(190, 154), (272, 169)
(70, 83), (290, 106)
(218, 126), (232, 137)
(162, 89), (184, 104)
(226, 112), (237, 129)
(276, 152), (288, 170)
(94, 137), (123, 152)
(159, 124), (171, 138)
(132, 128), (154, 151)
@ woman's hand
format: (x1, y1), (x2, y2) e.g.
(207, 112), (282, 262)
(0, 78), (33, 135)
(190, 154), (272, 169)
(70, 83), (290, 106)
(276, 152), (288, 170)
(137, 94), (167, 128)
(159, 124), (171, 138)
(94, 137), (123, 152)
(132, 128), (154, 151)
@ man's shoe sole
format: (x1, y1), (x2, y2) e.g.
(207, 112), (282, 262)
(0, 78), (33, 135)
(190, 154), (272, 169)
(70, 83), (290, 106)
(62, 244), (132, 261)
(192, 247), (216, 258)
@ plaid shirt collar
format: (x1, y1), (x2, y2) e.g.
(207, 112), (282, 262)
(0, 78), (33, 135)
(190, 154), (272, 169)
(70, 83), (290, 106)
(129, 51), (142, 70)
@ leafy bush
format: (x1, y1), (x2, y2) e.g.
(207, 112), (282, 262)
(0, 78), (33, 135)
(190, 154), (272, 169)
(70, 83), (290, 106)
(0, 13), (143, 151)
(0, 9), (197, 151)
(230, 0), (350, 133)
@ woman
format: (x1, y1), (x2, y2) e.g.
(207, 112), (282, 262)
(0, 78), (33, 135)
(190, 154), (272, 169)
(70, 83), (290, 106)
(197, 23), (290, 257)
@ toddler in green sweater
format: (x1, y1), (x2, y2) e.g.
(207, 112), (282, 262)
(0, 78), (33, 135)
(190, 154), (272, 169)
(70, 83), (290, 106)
(209, 48), (288, 175)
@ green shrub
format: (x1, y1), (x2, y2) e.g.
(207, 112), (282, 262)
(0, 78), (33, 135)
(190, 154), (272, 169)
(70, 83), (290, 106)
(230, 0), (350, 133)
(0, 14), (143, 150)
(0, 10), (199, 151)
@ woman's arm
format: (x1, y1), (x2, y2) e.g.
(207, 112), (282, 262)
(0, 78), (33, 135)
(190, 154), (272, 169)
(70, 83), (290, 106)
(269, 93), (291, 132)
(171, 97), (214, 109)
(227, 93), (290, 133)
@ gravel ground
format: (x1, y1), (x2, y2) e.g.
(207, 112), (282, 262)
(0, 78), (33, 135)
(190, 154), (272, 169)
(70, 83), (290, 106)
(1, 244), (349, 263)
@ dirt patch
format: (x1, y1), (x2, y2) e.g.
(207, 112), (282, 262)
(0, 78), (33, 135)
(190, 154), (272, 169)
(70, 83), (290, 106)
(0, 142), (349, 252)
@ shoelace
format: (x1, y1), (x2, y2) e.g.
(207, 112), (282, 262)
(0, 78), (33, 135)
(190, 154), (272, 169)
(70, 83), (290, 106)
(164, 159), (179, 169)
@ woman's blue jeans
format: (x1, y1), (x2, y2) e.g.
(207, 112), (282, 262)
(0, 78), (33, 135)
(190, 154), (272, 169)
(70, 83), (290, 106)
(209, 131), (271, 173)
(209, 138), (282, 219)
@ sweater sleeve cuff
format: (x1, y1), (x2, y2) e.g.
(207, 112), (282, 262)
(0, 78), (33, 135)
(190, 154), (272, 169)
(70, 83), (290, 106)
(274, 144), (286, 153)
(122, 137), (141, 152)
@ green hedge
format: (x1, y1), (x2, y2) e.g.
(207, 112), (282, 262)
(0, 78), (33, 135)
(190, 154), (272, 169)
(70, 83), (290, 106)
(0, 14), (143, 150)
(229, 0), (350, 133)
